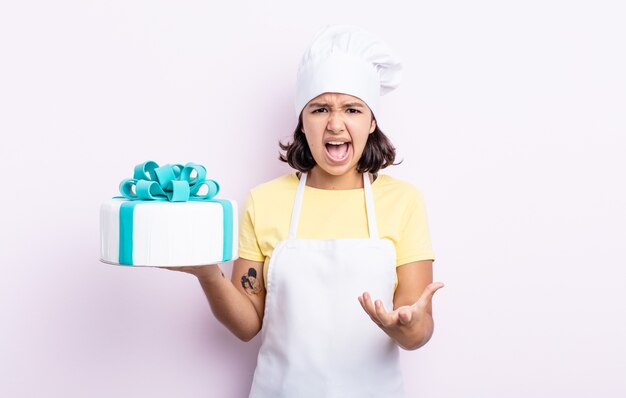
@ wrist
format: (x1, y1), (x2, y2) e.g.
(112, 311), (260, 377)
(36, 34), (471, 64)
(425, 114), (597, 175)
(393, 313), (434, 351)
(196, 265), (225, 285)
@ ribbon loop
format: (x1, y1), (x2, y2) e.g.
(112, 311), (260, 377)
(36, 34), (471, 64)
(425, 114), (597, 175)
(136, 180), (164, 200)
(191, 179), (220, 199)
(166, 180), (191, 202)
(119, 178), (138, 199)
(133, 161), (159, 181)
(154, 165), (177, 189)
(119, 161), (220, 202)
(181, 163), (207, 185)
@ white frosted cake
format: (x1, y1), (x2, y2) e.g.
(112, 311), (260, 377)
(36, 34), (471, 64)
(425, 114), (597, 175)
(100, 161), (238, 267)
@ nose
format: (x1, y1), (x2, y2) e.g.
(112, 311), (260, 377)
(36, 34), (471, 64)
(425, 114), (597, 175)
(326, 110), (345, 134)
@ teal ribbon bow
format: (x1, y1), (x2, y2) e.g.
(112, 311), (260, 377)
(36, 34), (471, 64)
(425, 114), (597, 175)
(119, 161), (220, 202)
(116, 161), (233, 265)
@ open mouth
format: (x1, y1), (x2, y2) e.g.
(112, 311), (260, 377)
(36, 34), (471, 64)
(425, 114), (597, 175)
(325, 141), (351, 162)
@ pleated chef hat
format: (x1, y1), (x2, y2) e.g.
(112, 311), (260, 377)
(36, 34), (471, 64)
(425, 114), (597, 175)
(294, 24), (402, 119)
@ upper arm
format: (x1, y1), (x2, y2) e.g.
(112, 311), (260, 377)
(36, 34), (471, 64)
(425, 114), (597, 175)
(393, 184), (435, 312)
(395, 188), (435, 266)
(235, 190), (267, 322)
(238, 192), (265, 263)
(232, 257), (266, 322)
(393, 260), (434, 314)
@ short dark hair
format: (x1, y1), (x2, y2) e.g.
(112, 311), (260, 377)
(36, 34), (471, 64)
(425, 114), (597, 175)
(279, 114), (399, 173)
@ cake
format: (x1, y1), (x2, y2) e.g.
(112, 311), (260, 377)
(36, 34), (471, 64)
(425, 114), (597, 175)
(100, 161), (238, 267)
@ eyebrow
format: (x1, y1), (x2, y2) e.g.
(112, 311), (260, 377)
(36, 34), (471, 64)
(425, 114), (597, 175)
(306, 102), (365, 109)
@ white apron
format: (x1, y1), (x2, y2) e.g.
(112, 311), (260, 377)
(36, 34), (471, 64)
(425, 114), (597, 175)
(249, 172), (404, 398)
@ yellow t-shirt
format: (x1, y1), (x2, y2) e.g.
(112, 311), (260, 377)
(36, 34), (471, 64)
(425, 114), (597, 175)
(238, 173), (436, 287)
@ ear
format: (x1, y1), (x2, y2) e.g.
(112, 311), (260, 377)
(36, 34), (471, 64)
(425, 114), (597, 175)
(369, 118), (377, 134)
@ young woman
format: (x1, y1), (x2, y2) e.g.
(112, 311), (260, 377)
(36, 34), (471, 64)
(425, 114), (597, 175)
(164, 25), (444, 397)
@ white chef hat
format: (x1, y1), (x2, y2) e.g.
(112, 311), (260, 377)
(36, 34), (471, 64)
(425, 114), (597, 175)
(294, 24), (402, 120)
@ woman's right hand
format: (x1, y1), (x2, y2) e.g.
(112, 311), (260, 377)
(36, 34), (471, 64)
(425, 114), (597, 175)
(158, 264), (222, 281)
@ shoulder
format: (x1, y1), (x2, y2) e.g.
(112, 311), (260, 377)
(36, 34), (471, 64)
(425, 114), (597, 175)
(373, 174), (428, 219)
(244, 173), (298, 212)
(249, 173), (298, 198)
(374, 173), (424, 203)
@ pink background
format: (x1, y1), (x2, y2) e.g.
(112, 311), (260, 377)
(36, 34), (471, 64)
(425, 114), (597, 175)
(1, 1), (625, 397)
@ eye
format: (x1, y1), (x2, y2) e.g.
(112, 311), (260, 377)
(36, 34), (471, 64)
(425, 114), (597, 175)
(347, 108), (361, 114)
(312, 107), (328, 113)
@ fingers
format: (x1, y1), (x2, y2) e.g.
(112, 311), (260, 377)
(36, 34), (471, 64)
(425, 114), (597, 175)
(157, 265), (218, 277)
(359, 283), (445, 330)
(158, 266), (190, 272)
(374, 298), (394, 327)
(358, 292), (397, 328)
(358, 292), (381, 326)
(398, 308), (413, 325)
(416, 282), (445, 310)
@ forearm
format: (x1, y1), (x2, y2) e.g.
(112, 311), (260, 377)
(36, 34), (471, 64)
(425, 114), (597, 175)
(387, 312), (435, 351)
(196, 266), (262, 342)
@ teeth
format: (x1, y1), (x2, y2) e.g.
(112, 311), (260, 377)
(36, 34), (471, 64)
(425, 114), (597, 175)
(327, 141), (348, 145)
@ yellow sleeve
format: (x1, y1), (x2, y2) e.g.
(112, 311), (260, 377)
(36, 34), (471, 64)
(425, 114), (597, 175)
(395, 189), (436, 266)
(237, 192), (265, 262)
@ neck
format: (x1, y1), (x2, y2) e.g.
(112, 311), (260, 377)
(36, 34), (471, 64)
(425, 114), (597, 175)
(304, 166), (372, 190)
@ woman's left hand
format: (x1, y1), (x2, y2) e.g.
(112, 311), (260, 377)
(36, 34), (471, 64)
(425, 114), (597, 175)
(358, 282), (444, 348)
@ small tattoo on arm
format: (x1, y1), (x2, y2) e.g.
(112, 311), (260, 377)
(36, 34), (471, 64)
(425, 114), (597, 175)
(241, 268), (262, 295)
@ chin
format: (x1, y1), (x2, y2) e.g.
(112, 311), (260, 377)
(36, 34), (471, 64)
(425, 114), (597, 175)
(317, 164), (358, 177)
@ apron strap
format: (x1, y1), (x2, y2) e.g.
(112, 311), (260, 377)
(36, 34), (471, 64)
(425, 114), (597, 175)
(288, 172), (379, 240)
(288, 172), (308, 239)
(362, 172), (379, 239)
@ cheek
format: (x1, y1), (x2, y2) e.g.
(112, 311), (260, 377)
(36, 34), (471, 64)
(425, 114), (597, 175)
(353, 140), (368, 157)
(302, 121), (325, 145)
(349, 124), (372, 149)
